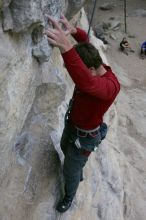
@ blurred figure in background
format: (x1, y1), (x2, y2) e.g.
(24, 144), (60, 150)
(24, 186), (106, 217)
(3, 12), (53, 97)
(120, 37), (135, 55)
(140, 41), (146, 59)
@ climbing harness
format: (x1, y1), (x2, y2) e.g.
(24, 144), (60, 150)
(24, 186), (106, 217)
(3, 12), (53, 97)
(64, 87), (76, 125)
(87, 0), (98, 36)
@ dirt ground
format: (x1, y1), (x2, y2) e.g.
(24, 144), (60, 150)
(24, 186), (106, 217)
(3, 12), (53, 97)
(85, 0), (146, 86)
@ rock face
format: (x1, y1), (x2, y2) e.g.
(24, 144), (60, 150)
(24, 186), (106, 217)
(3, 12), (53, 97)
(0, 1), (67, 219)
(65, 0), (88, 19)
(99, 2), (115, 11)
(1, 0), (66, 63)
(0, 1), (146, 220)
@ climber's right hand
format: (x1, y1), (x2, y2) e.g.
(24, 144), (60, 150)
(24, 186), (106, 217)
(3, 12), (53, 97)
(59, 14), (77, 36)
(44, 16), (73, 53)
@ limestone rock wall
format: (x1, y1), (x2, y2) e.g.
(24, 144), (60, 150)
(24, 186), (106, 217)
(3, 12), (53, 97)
(0, 1), (66, 219)
(0, 1), (89, 219)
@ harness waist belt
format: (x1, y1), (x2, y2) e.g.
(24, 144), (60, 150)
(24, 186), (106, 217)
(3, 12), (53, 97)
(75, 125), (100, 133)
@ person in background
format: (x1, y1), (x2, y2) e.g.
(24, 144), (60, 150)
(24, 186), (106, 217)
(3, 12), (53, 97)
(44, 15), (120, 213)
(140, 41), (146, 59)
(120, 37), (134, 55)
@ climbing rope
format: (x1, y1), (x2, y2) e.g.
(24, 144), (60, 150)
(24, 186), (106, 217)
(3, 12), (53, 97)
(87, 0), (98, 36)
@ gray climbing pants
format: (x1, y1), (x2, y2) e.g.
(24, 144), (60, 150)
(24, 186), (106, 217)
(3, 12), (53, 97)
(60, 120), (107, 200)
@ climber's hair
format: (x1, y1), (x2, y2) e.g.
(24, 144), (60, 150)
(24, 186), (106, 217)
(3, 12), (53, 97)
(74, 42), (103, 69)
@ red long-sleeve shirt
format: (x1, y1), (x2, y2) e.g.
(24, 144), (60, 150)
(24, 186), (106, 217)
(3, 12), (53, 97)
(62, 28), (120, 130)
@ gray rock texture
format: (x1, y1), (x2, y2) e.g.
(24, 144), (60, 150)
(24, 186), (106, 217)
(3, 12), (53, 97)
(1, 0), (66, 63)
(99, 2), (115, 11)
(2, 0), (66, 33)
(65, 0), (88, 19)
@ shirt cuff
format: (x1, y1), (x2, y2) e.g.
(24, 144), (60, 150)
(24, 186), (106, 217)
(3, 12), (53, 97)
(61, 47), (78, 65)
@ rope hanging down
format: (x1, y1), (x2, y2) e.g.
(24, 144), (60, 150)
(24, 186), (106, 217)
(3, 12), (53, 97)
(124, 0), (127, 33)
(87, 0), (98, 36)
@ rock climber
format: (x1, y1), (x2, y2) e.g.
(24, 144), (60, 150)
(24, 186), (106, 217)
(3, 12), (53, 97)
(44, 15), (120, 213)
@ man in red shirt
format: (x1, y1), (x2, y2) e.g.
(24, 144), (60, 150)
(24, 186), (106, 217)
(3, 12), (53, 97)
(45, 15), (120, 212)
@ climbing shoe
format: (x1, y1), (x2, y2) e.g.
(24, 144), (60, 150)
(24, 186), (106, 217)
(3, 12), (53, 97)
(56, 196), (72, 213)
